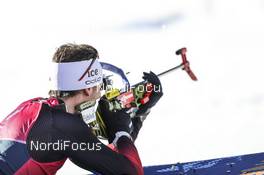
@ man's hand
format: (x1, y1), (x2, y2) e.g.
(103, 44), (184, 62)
(98, 98), (133, 144)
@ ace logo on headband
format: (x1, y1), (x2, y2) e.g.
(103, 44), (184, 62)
(79, 68), (101, 86)
(78, 57), (99, 82)
(78, 58), (99, 81)
(79, 68), (99, 81)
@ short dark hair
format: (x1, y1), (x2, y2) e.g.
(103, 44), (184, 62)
(49, 43), (99, 98)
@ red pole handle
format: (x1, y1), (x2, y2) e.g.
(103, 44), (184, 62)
(176, 48), (198, 81)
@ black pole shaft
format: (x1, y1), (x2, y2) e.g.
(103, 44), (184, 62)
(131, 63), (184, 87)
(157, 64), (184, 77)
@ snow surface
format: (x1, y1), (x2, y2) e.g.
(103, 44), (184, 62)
(0, 0), (264, 174)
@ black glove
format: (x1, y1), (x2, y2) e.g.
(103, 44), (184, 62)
(136, 71), (163, 117)
(130, 72), (163, 141)
(98, 98), (133, 143)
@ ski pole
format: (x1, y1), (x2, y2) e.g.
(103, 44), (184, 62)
(133, 47), (197, 87)
(157, 47), (197, 80)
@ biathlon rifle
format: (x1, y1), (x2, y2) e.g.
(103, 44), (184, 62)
(93, 47), (198, 139)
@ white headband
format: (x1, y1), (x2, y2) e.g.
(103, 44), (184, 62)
(49, 59), (103, 91)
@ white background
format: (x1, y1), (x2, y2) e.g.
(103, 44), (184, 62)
(0, 0), (264, 174)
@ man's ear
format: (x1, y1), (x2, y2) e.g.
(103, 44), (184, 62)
(83, 88), (92, 96)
